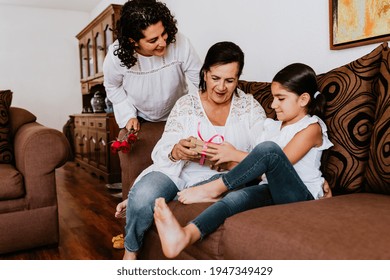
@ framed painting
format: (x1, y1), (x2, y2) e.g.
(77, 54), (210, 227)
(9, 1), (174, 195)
(329, 0), (390, 50)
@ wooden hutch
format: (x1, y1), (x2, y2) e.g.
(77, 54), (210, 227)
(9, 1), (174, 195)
(71, 4), (122, 183)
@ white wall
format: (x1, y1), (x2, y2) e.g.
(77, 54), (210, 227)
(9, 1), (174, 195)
(1, 0), (386, 130)
(162, 0), (383, 81)
(94, 0), (383, 81)
(0, 5), (89, 131)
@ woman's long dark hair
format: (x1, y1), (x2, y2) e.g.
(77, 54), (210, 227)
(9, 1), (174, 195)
(199, 41), (244, 92)
(114, 0), (178, 69)
(272, 63), (326, 119)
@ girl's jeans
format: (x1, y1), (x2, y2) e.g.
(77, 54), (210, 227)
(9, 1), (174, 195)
(124, 171), (178, 252)
(191, 141), (314, 238)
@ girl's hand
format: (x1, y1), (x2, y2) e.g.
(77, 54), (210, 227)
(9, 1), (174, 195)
(206, 142), (246, 165)
(320, 180), (332, 199)
(171, 136), (199, 161)
(125, 118), (140, 132)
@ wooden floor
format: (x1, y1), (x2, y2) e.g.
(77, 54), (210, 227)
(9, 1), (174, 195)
(0, 162), (125, 260)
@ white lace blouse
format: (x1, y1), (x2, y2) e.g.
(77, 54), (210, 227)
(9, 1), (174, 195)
(103, 33), (202, 128)
(134, 89), (267, 190)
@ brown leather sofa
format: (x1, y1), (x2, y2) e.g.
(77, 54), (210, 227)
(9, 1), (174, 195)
(0, 106), (70, 254)
(119, 42), (390, 259)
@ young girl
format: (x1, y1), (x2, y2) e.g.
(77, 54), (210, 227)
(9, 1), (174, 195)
(153, 63), (333, 258)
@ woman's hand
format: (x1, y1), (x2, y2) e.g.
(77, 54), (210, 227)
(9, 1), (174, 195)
(125, 118), (140, 132)
(321, 180), (332, 199)
(171, 136), (200, 161)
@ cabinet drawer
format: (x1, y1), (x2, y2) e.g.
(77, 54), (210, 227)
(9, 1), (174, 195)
(88, 119), (96, 128)
(95, 118), (107, 130)
(74, 117), (89, 127)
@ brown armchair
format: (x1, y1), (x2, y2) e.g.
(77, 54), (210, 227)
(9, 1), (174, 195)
(0, 107), (70, 254)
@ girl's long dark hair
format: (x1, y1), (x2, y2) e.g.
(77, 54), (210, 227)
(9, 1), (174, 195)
(272, 63), (326, 119)
(114, 0), (178, 69)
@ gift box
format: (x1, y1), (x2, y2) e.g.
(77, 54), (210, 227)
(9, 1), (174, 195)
(190, 138), (213, 166)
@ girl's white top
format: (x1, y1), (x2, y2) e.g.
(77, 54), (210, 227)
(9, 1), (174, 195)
(260, 115), (333, 199)
(103, 33), (202, 128)
(134, 89), (267, 190)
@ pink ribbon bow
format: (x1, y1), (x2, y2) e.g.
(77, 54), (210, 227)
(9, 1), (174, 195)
(197, 122), (225, 165)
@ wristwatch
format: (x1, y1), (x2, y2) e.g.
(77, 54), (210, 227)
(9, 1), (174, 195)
(168, 151), (178, 162)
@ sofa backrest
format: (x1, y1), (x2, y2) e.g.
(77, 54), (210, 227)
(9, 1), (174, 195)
(239, 42), (390, 195)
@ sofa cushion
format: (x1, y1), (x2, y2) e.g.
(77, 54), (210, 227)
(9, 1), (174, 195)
(221, 193), (390, 259)
(0, 164), (24, 200)
(0, 90), (13, 164)
(139, 201), (225, 260)
(364, 42), (390, 194)
(317, 43), (384, 194)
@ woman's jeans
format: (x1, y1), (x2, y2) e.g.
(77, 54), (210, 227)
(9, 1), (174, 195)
(124, 171), (178, 252)
(191, 141), (314, 238)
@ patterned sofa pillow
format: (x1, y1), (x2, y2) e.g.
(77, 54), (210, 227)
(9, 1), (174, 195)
(364, 42), (390, 194)
(0, 90), (13, 163)
(238, 81), (276, 120)
(318, 43), (385, 194)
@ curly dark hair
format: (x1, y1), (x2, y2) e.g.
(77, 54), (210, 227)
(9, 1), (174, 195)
(114, 0), (178, 69)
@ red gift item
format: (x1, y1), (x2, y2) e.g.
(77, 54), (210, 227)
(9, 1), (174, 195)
(127, 133), (138, 143)
(110, 140), (121, 154)
(197, 122), (224, 165)
(120, 140), (130, 153)
(110, 129), (138, 154)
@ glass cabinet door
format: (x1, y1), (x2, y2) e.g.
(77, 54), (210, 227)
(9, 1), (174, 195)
(96, 32), (104, 74)
(104, 22), (114, 54)
(87, 37), (95, 77)
(94, 25), (105, 75)
(79, 43), (88, 80)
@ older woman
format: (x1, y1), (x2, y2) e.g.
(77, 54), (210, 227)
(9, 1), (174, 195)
(116, 41), (266, 259)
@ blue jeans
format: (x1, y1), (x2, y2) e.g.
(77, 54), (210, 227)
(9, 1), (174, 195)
(191, 141), (314, 238)
(124, 171), (178, 252)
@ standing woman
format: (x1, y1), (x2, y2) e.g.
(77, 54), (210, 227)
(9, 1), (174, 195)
(103, 0), (202, 132)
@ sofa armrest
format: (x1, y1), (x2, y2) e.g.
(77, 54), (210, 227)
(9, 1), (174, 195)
(9, 107), (37, 137)
(119, 121), (165, 199)
(13, 122), (71, 208)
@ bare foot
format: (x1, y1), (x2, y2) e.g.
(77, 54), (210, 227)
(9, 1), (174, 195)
(154, 198), (199, 258)
(177, 178), (227, 204)
(115, 199), (128, 218)
(123, 249), (137, 260)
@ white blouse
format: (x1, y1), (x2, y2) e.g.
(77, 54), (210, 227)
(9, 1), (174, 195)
(260, 115), (333, 199)
(134, 89), (267, 190)
(103, 33), (202, 128)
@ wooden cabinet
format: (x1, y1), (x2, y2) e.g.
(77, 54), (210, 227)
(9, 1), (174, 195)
(76, 4), (122, 112)
(72, 4), (123, 183)
(72, 113), (121, 183)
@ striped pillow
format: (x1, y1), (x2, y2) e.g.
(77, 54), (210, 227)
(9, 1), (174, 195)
(0, 90), (13, 163)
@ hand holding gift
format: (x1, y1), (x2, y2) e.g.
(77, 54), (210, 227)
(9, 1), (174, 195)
(190, 138), (238, 171)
